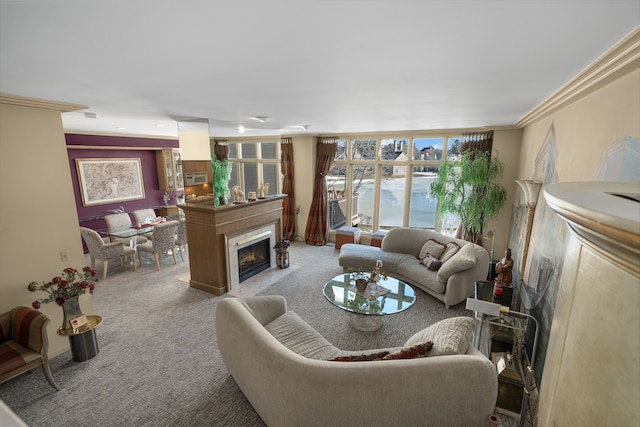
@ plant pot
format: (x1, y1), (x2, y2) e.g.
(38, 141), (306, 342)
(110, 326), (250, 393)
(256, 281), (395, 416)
(355, 279), (368, 293)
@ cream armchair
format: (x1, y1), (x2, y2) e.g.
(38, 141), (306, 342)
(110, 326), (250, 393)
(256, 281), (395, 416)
(80, 227), (137, 279)
(0, 307), (60, 391)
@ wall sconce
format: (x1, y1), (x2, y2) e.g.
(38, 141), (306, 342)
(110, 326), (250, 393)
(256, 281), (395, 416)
(515, 180), (543, 280)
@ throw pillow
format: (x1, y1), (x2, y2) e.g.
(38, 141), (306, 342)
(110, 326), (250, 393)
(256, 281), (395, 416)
(264, 311), (341, 360)
(404, 317), (474, 356)
(381, 341), (433, 360)
(422, 255), (442, 271)
(436, 243), (476, 283)
(418, 239), (447, 260)
(330, 351), (390, 362)
(439, 242), (461, 264)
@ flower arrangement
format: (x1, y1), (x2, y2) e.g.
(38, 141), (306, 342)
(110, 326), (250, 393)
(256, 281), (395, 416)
(28, 267), (98, 308)
(273, 239), (290, 250)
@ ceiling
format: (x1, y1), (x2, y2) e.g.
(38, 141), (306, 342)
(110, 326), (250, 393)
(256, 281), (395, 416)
(1, 1), (638, 138)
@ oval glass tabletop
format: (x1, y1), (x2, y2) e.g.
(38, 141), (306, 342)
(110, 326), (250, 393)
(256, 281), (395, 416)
(322, 273), (416, 316)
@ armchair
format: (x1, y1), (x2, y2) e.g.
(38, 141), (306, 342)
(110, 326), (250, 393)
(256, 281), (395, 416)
(80, 227), (137, 279)
(0, 307), (60, 391)
(131, 209), (157, 241)
(137, 221), (179, 270)
(104, 213), (148, 246)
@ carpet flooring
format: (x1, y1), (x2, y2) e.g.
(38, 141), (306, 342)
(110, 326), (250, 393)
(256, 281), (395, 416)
(0, 242), (514, 427)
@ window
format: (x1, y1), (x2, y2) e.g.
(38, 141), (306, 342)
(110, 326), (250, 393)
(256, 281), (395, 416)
(329, 134), (459, 234)
(225, 140), (280, 197)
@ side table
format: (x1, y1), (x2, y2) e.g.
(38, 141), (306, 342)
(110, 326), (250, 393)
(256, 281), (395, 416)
(57, 315), (103, 362)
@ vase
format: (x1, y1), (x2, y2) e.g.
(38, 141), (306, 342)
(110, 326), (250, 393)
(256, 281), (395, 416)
(61, 295), (84, 330)
(276, 248), (289, 269)
(355, 278), (368, 293)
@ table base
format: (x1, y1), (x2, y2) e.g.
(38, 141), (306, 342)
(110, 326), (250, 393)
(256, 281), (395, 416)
(69, 329), (100, 362)
(349, 314), (383, 331)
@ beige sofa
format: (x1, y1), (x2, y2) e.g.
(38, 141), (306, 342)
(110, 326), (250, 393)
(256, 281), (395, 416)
(216, 296), (498, 427)
(338, 228), (490, 308)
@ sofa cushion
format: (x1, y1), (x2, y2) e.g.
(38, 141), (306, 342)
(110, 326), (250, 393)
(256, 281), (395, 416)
(418, 239), (447, 260)
(264, 311), (341, 360)
(440, 242), (461, 264)
(437, 243), (476, 283)
(404, 317), (474, 356)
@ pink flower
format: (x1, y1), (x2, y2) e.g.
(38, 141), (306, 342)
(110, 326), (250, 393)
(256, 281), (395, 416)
(80, 280), (89, 289)
(32, 300), (41, 309)
(55, 296), (67, 306)
(63, 267), (76, 274)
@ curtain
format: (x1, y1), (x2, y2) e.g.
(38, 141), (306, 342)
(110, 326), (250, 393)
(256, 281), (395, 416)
(460, 130), (494, 155)
(304, 137), (338, 245)
(280, 137), (295, 240)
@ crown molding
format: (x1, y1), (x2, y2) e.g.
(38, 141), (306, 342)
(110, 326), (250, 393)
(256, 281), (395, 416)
(0, 93), (88, 112)
(516, 27), (640, 128)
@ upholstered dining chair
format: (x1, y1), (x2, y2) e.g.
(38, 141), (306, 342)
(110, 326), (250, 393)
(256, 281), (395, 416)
(104, 213), (148, 246)
(80, 227), (137, 279)
(0, 306), (60, 391)
(137, 221), (179, 271)
(175, 218), (188, 262)
(131, 209), (157, 241)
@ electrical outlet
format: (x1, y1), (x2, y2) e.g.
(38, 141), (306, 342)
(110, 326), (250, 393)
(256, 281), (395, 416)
(60, 250), (71, 262)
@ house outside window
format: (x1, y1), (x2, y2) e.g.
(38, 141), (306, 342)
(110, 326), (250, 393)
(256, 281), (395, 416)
(328, 135), (463, 235)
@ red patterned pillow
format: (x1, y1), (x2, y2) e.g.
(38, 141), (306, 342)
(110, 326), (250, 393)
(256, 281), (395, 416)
(381, 341), (434, 360)
(330, 351), (390, 362)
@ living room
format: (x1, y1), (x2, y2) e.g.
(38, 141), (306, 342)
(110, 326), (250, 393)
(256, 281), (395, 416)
(1, 2), (638, 426)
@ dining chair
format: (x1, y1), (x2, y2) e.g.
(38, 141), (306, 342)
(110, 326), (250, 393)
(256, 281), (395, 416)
(175, 218), (188, 262)
(136, 221), (179, 270)
(131, 209), (157, 240)
(0, 306), (60, 391)
(80, 227), (137, 279)
(104, 213), (147, 246)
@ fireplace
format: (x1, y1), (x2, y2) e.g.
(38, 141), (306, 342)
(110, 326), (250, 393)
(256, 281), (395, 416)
(238, 238), (271, 282)
(226, 223), (278, 290)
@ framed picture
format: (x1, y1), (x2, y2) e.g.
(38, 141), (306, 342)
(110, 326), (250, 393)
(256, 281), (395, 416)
(76, 158), (145, 206)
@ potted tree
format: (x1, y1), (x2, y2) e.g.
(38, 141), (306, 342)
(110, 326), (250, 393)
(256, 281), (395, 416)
(430, 151), (506, 244)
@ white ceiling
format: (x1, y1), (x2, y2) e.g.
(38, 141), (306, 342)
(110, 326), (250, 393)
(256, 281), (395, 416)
(1, 1), (638, 138)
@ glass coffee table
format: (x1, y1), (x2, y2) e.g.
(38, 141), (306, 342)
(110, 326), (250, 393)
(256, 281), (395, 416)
(322, 273), (417, 331)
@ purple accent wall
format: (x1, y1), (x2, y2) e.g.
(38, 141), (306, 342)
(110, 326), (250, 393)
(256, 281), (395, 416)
(66, 134), (179, 232)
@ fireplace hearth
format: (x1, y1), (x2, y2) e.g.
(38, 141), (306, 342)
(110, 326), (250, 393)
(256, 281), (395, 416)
(238, 238), (271, 282)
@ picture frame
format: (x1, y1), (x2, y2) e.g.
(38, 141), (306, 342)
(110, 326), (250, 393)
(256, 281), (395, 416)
(76, 158), (145, 206)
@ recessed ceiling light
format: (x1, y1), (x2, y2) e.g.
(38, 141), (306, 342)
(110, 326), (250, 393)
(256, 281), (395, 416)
(155, 124), (165, 127)
(237, 125), (245, 134)
(116, 126), (126, 130)
(252, 116), (269, 123)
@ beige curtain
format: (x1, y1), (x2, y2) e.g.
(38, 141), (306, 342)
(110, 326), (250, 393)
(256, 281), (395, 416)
(280, 137), (295, 240)
(304, 137), (338, 245)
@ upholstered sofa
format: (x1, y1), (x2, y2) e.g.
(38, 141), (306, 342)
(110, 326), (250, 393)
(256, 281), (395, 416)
(338, 228), (489, 308)
(216, 296), (498, 427)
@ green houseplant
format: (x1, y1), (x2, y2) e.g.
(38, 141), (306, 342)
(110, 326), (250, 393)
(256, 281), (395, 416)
(211, 154), (231, 206)
(430, 151), (506, 244)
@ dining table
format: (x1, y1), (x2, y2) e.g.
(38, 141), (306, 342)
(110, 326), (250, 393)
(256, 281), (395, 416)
(98, 217), (178, 248)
